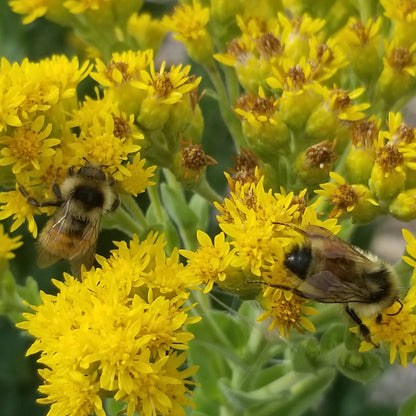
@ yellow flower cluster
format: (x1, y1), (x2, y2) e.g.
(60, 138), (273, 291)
(183, 172), (339, 338)
(0, 49), (205, 237)
(318, 112), (416, 223)
(17, 232), (201, 416)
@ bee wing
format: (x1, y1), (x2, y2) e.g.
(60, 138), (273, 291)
(37, 200), (100, 273)
(298, 270), (375, 304)
(304, 225), (370, 263)
(299, 225), (381, 303)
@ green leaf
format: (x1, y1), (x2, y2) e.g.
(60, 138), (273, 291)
(189, 193), (209, 231)
(291, 337), (320, 373)
(247, 368), (336, 416)
(320, 323), (346, 353)
(399, 391), (416, 416)
(337, 350), (383, 383)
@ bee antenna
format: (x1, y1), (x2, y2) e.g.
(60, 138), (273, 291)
(272, 222), (306, 236)
(82, 156), (90, 164)
(386, 298), (403, 316)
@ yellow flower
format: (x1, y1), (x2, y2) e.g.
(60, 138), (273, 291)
(0, 224), (23, 261)
(0, 187), (38, 237)
(403, 228), (416, 284)
(163, 0), (214, 63)
(9, 0), (50, 24)
(317, 172), (380, 222)
(17, 232), (200, 416)
(257, 288), (318, 338)
(0, 115), (60, 174)
(134, 61), (201, 105)
(119, 153), (156, 196)
(128, 12), (168, 52)
(355, 287), (416, 367)
(180, 231), (236, 293)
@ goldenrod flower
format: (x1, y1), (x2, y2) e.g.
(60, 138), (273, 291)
(403, 228), (416, 284)
(0, 187), (38, 237)
(257, 288), (318, 338)
(0, 116), (59, 174)
(119, 153), (156, 196)
(91, 50), (153, 88)
(0, 224), (23, 261)
(134, 61), (201, 105)
(317, 172), (380, 223)
(18, 232), (200, 416)
(180, 231), (236, 293)
(163, 0), (214, 63)
(355, 287), (416, 367)
(381, 0), (416, 45)
(9, 0), (50, 24)
(128, 12), (168, 52)
(335, 17), (382, 81)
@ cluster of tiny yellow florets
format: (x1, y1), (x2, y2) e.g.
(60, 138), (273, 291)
(18, 232), (201, 416)
(0, 48), (206, 237)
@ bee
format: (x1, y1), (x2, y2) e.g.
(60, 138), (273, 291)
(19, 163), (119, 277)
(266, 224), (402, 346)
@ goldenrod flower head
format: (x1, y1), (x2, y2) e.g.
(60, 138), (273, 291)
(312, 84), (370, 121)
(355, 288), (416, 367)
(317, 172), (380, 222)
(163, 0), (214, 63)
(229, 149), (261, 186)
(91, 50), (153, 88)
(9, 0), (52, 24)
(277, 13), (325, 61)
(18, 232), (199, 416)
(127, 12), (167, 52)
(134, 61), (201, 105)
(214, 176), (338, 277)
(0, 224), (23, 261)
(389, 189), (416, 221)
(234, 86), (279, 128)
(335, 17), (382, 80)
(382, 0), (416, 45)
(180, 231), (236, 293)
(0, 116), (59, 174)
(257, 288), (318, 338)
(118, 153), (156, 196)
(403, 228), (416, 284)
(0, 56), (89, 133)
(295, 140), (337, 185)
(0, 186), (38, 237)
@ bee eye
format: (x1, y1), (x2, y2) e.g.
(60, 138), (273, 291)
(284, 246), (312, 280)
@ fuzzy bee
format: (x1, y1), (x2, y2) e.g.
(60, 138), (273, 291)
(266, 224), (402, 346)
(20, 163), (119, 277)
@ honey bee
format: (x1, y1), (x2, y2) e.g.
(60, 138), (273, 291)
(19, 163), (119, 277)
(267, 224), (402, 346)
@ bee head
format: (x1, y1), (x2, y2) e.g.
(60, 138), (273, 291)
(284, 244), (312, 280)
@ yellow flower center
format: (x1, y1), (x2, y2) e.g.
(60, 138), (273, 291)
(113, 115), (131, 139)
(153, 72), (174, 99)
(388, 47), (412, 70)
(287, 64), (306, 88)
(255, 33), (284, 60)
(305, 140), (337, 169)
(11, 127), (41, 162)
(350, 120), (378, 147)
(376, 143), (404, 171)
(272, 296), (302, 327)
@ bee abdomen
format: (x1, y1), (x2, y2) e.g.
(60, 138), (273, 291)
(365, 268), (394, 303)
(284, 246), (312, 280)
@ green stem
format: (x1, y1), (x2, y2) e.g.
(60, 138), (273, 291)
(193, 174), (223, 204)
(104, 206), (142, 236)
(206, 62), (244, 146)
(188, 290), (235, 350)
(120, 194), (148, 229)
(147, 183), (164, 223)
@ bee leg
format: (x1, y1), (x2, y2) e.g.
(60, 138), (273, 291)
(18, 185), (63, 208)
(345, 306), (379, 348)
